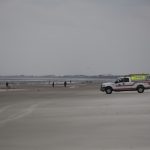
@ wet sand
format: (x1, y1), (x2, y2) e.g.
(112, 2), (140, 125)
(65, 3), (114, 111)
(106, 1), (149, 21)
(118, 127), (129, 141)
(0, 86), (150, 150)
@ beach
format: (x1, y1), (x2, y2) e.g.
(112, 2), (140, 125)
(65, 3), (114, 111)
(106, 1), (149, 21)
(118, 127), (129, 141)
(0, 85), (150, 150)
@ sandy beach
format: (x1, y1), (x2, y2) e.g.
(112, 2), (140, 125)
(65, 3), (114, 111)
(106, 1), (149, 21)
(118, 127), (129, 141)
(0, 85), (150, 150)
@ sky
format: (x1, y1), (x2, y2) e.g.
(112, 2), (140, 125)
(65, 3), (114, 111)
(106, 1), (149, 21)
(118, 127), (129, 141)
(0, 0), (150, 75)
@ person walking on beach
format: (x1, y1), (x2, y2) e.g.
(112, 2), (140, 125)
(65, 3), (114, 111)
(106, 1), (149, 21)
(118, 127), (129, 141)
(6, 82), (9, 88)
(52, 82), (54, 88)
(64, 81), (67, 87)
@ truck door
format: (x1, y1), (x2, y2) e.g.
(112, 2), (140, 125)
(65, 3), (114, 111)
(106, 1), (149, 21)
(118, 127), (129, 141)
(122, 77), (134, 90)
(123, 77), (134, 85)
(114, 78), (125, 91)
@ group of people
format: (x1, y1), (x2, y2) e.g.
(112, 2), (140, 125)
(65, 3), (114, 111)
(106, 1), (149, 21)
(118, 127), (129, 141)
(51, 81), (69, 88)
(5, 81), (71, 89)
(3, 80), (71, 88)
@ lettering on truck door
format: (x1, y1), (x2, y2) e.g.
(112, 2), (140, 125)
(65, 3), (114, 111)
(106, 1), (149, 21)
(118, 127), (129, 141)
(122, 77), (135, 90)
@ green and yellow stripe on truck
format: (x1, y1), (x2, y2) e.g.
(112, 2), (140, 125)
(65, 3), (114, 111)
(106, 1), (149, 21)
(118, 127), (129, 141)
(130, 74), (148, 81)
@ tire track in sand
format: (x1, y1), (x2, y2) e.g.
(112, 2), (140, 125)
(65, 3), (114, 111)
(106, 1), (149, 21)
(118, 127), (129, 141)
(0, 103), (38, 126)
(0, 105), (15, 113)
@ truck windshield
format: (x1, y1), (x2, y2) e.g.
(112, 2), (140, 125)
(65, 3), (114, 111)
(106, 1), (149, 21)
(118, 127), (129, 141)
(115, 78), (123, 83)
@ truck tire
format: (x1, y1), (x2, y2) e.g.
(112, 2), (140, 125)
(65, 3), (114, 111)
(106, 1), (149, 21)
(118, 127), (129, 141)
(105, 87), (112, 94)
(137, 85), (144, 93)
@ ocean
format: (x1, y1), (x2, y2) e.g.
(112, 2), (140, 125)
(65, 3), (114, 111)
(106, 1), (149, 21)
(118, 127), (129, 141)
(0, 76), (116, 87)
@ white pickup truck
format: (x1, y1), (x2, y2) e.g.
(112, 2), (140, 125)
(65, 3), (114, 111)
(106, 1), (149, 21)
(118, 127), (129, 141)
(101, 74), (150, 94)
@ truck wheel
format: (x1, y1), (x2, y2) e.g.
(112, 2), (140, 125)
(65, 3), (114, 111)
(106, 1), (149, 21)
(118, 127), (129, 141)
(105, 87), (112, 94)
(137, 86), (144, 93)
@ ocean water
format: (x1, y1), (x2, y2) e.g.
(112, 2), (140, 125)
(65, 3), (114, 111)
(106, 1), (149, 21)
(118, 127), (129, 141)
(0, 76), (115, 87)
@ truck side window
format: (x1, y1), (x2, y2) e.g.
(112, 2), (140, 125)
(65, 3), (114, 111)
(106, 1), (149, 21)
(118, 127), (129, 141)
(124, 78), (129, 82)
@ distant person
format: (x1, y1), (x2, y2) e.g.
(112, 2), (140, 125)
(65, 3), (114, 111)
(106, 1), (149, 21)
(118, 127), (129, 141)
(64, 81), (67, 87)
(52, 82), (54, 88)
(6, 82), (9, 88)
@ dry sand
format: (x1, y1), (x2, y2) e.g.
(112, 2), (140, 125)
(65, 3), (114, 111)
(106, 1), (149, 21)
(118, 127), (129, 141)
(0, 85), (150, 150)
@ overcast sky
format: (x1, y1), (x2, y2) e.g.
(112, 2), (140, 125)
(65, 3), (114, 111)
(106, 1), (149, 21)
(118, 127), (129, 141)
(0, 0), (150, 75)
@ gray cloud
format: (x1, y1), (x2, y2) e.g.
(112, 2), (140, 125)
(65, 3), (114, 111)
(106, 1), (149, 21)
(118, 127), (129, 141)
(0, 0), (150, 75)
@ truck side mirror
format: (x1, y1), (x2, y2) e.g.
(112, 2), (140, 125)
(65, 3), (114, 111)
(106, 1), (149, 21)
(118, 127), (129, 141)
(115, 80), (118, 84)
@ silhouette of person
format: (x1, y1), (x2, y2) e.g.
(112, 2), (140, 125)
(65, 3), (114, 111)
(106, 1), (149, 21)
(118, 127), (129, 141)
(64, 81), (67, 87)
(52, 82), (54, 88)
(6, 82), (9, 88)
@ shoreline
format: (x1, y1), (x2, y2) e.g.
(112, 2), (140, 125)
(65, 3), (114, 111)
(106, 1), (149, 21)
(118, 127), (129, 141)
(0, 82), (99, 92)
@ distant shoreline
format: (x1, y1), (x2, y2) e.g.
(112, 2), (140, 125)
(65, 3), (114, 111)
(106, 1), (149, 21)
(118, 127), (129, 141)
(0, 75), (117, 90)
